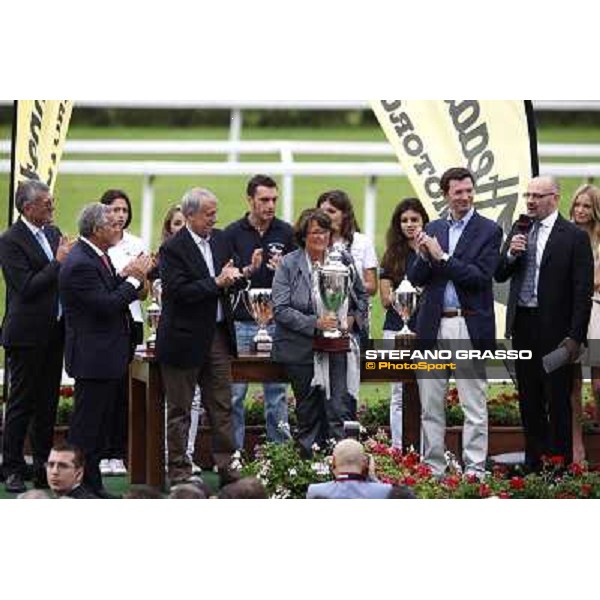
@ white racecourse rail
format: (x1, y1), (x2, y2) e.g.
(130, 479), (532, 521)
(2, 139), (600, 248)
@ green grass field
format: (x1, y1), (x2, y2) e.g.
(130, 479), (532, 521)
(1, 120), (599, 343)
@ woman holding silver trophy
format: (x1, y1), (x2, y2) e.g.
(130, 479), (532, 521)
(379, 198), (429, 449)
(272, 208), (368, 457)
(317, 190), (378, 344)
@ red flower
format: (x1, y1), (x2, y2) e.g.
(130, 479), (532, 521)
(61, 386), (74, 398)
(402, 476), (417, 487)
(443, 475), (461, 490)
(549, 455), (565, 467)
(479, 484), (491, 498)
(581, 484), (592, 497)
(509, 477), (526, 490)
(402, 452), (420, 468)
(465, 473), (479, 484)
(369, 443), (389, 456)
(498, 491), (511, 499)
(414, 464), (432, 479)
(568, 463), (585, 477)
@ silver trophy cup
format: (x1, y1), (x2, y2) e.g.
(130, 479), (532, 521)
(314, 245), (351, 352)
(242, 287), (274, 354)
(392, 276), (418, 338)
(146, 279), (162, 354)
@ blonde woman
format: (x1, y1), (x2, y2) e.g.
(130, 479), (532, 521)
(570, 183), (600, 463)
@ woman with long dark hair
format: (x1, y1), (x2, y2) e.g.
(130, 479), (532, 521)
(379, 198), (429, 449)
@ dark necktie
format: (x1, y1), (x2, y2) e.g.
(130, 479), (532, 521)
(100, 254), (113, 275)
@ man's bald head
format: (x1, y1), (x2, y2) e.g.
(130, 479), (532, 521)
(332, 439), (369, 475)
(526, 176), (560, 220)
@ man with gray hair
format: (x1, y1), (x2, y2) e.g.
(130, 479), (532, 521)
(0, 180), (73, 494)
(156, 188), (244, 488)
(59, 202), (152, 497)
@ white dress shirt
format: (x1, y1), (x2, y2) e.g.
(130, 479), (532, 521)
(187, 225), (224, 322)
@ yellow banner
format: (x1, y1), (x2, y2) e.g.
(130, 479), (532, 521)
(12, 100), (73, 200)
(371, 100), (538, 233)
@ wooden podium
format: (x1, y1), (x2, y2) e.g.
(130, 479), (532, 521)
(129, 351), (419, 490)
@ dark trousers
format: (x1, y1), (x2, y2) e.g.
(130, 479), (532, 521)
(161, 325), (236, 481)
(69, 378), (120, 493)
(286, 353), (353, 458)
(2, 320), (64, 477)
(513, 308), (574, 470)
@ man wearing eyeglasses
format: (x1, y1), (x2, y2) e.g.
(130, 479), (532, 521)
(0, 181), (73, 494)
(495, 176), (594, 471)
(46, 443), (96, 499)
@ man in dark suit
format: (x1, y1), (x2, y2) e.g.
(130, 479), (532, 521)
(495, 176), (593, 470)
(408, 167), (502, 478)
(59, 203), (151, 497)
(156, 188), (243, 487)
(0, 180), (72, 494)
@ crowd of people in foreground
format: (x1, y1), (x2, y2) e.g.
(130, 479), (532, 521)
(1, 167), (599, 498)
(16, 440), (415, 499)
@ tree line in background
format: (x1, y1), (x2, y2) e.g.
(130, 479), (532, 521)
(2, 107), (600, 128)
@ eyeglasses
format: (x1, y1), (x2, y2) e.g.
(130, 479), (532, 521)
(522, 192), (555, 201)
(45, 461), (76, 471)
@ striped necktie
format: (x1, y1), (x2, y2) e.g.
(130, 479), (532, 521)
(518, 221), (540, 306)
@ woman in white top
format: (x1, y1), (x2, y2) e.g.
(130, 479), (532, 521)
(570, 184), (600, 463)
(99, 188), (149, 475)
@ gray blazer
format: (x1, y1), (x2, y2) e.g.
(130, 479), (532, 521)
(272, 249), (319, 365)
(272, 248), (366, 365)
(306, 480), (392, 499)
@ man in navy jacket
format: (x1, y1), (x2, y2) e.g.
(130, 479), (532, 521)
(0, 181), (72, 493)
(408, 167), (502, 478)
(59, 203), (151, 497)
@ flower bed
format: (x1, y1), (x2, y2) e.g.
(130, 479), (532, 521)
(242, 436), (600, 499)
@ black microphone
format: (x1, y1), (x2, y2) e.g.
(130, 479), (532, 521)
(515, 214), (533, 235)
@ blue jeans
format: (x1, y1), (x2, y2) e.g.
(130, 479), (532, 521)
(231, 321), (290, 448)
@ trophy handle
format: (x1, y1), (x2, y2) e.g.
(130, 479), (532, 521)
(233, 279), (252, 312)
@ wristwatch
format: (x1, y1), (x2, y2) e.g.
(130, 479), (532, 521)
(439, 252), (450, 265)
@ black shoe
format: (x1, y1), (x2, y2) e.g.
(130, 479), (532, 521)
(93, 488), (120, 499)
(5, 473), (27, 494)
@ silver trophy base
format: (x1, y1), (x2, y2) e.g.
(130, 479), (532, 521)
(253, 331), (273, 355)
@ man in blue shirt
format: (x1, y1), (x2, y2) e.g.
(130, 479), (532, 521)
(408, 167), (502, 478)
(224, 175), (296, 449)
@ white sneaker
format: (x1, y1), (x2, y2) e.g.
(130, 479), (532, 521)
(191, 462), (202, 475)
(109, 459), (127, 475)
(100, 459), (113, 475)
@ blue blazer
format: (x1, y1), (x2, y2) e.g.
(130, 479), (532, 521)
(59, 240), (139, 379)
(407, 212), (502, 350)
